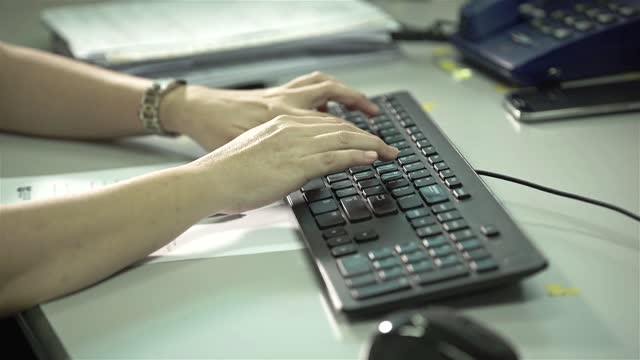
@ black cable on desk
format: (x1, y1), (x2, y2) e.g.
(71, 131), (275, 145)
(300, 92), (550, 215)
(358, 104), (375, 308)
(475, 170), (640, 222)
(391, 20), (457, 42)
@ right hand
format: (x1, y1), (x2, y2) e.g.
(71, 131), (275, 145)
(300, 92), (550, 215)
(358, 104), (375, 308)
(193, 115), (398, 214)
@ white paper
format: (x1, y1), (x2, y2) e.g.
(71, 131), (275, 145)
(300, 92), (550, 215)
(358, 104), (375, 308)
(0, 165), (304, 263)
(41, 0), (399, 64)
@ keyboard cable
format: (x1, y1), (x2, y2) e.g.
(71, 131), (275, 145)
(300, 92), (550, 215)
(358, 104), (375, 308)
(474, 170), (640, 222)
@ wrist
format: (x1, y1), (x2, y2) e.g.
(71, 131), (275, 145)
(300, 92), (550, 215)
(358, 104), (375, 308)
(158, 84), (192, 135)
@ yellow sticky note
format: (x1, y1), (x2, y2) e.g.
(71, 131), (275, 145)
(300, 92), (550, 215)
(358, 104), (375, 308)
(545, 283), (580, 296)
(496, 84), (516, 94)
(422, 103), (436, 112)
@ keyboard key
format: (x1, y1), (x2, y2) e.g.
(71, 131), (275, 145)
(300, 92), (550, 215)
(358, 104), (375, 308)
(388, 141), (409, 150)
(445, 177), (462, 189)
(449, 229), (475, 242)
(375, 123), (395, 133)
(316, 211), (346, 229)
(410, 216), (436, 228)
(398, 154), (420, 165)
(301, 178), (324, 192)
(480, 224), (500, 237)
(442, 219), (469, 232)
(453, 188), (471, 200)
(367, 194), (398, 216)
(458, 238), (482, 251)
(416, 225), (441, 237)
(413, 264), (468, 285)
(349, 165), (371, 175)
(379, 128), (400, 137)
(466, 248), (491, 261)
(353, 171), (375, 182)
(383, 134), (404, 144)
(420, 184), (449, 205)
(416, 139), (431, 149)
(437, 210), (462, 222)
(340, 196), (372, 222)
(358, 178), (381, 190)
(350, 277), (410, 300)
(377, 266), (406, 280)
(362, 185), (386, 198)
(421, 146), (437, 156)
(327, 172), (348, 183)
(439, 169), (454, 179)
(397, 194), (423, 211)
(331, 243), (357, 257)
(381, 171), (403, 182)
(436, 254), (462, 268)
(395, 242), (421, 254)
(373, 160), (394, 168)
(423, 235), (448, 248)
(386, 178), (410, 190)
(345, 273), (377, 288)
(376, 163), (398, 174)
(400, 118), (415, 127)
(405, 208), (431, 220)
(408, 169), (430, 180)
(326, 236), (351, 247)
(354, 229), (379, 243)
(310, 198), (338, 215)
(403, 162), (425, 173)
(391, 186), (414, 198)
(427, 155), (441, 165)
(331, 180), (353, 190)
(411, 133), (426, 141)
(304, 188), (333, 203)
(397, 148), (415, 158)
(373, 257), (402, 269)
(429, 244), (455, 257)
(336, 187), (358, 198)
(431, 203), (455, 213)
(406, 260), (434, 274)
(413, 176), (437, 188)
(401, 251), (428, 264)
(474, 257), (499, 272)
(323, 228), (346, 239)
(338, 254), (371, 277)
(368, 247), (394, 260)
(405, 126), (419, 135)
(433, 162), (449, 172)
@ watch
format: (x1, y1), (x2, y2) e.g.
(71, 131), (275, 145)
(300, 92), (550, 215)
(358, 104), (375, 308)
(139, 78), (186, 136)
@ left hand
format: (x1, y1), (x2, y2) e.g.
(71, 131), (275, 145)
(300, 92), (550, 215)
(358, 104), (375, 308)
(161, 71), (380, 151)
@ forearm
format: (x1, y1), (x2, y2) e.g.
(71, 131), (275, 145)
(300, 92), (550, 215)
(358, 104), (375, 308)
(0, 163), (225, 316)
(0, 42), (153, 139)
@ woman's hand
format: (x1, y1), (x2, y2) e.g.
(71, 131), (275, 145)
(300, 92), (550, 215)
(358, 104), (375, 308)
(191, 114), (398, 214)
(162, 72), (380, 151)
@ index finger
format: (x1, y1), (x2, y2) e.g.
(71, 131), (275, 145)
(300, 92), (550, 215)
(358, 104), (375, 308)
(293, 80), (380, 116)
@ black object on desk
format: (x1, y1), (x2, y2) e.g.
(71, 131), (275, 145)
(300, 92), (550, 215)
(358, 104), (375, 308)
(363, 307), (519, 360)
(286, 91), (548, 316)
(449, 0), (640, 86)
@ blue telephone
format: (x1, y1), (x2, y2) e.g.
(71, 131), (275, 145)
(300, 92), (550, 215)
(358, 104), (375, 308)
(449, 0), (640, 86)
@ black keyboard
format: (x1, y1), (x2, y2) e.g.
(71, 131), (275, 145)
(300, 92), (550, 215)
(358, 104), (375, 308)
(286, 91), (548, 316)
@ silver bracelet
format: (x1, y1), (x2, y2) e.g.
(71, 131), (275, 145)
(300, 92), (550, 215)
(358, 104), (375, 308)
(139, 78), (186, 136)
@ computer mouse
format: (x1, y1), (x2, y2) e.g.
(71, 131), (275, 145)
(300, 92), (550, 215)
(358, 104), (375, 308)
(362, 306), (519, 360)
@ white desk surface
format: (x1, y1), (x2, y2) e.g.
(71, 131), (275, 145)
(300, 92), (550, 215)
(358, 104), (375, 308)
(2, 1), (639, 359)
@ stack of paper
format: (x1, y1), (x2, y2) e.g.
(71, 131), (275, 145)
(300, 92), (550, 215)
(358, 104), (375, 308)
(42, 1), (401, 87)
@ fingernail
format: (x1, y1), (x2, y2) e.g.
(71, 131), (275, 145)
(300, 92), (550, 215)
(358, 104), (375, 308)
(364, 151), (378, 162)
(369, 103), (380, 114)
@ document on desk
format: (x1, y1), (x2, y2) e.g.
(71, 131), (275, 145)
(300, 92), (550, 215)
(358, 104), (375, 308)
(41, 0), (399, 66)
(0, 164), (304, 264)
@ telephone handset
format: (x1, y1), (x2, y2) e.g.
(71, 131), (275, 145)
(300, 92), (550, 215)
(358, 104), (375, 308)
(449, 0), (640, 86)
